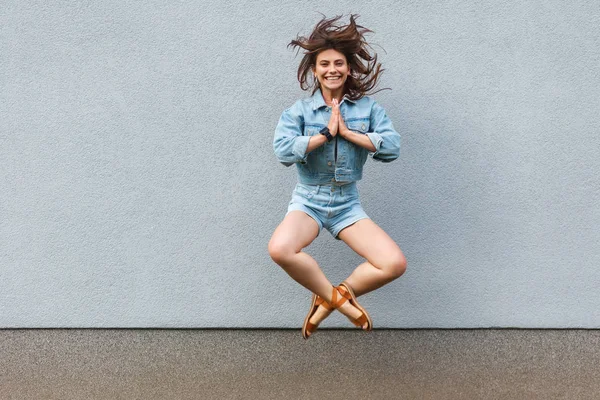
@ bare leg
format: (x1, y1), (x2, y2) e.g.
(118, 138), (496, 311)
(268, 211), (367, 328)
(268, 211), (332, 296)
(337, 219), (407, 297)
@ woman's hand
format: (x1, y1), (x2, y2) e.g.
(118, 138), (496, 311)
(327, 98), (340, 137)
(337, 110), (351, 139)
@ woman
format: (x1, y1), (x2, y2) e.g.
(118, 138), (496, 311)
(269, 15), (407, 339)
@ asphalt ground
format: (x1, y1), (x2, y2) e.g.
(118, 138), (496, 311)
(1, 329), (599, 399)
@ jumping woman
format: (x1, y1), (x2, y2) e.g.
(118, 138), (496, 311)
(269, 15), (407, 339)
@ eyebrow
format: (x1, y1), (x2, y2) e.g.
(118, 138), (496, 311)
(319, 59), (345, 63)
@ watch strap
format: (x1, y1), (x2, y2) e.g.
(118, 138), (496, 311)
(319, 127), (333, 142)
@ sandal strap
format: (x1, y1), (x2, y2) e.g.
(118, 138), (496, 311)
(338, 284), (370, 329)
(353, 313), (368, 327)
(336, 285), (352, 301)
(315, 296), (334, 311)
(330, 286), (350, 309)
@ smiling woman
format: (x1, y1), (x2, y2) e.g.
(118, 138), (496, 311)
(269, 15), (406, 339)
(288, 15), (387, 100)
(313, 49), (350, 94)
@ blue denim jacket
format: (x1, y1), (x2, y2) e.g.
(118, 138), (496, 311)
(273, 89), (400, 184)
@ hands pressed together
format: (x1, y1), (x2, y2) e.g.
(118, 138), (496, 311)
(327, 98), (351, 139)
(306, 97), (375, 154)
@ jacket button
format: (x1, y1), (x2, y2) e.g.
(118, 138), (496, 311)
(327, 161), (332, 166)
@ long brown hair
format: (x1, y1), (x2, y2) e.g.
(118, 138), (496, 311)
(288, 14), (388, 101)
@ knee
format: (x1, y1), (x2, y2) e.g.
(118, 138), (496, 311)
(385, 253), (407, 280)
(268, 238), (294, 266)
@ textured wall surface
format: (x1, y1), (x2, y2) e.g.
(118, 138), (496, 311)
(1, 1), (599, 328)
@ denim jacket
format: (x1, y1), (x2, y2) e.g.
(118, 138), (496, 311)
(273, 89), (400, 184)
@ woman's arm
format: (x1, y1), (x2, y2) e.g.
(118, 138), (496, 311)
(274, 99), (340, 166)
(337, 101), (400, 160)
(338, 122), (377, 152)
(273, 103), (311, 166)
(365, 101), (401, 162)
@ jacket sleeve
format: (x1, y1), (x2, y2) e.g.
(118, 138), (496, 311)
(273, 101), (311, 167)
(366, 101), (401, 163)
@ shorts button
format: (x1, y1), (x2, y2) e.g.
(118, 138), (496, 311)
(327, 161), (332, 166)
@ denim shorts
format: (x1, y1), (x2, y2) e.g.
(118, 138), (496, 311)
(286, 181), (370, 240)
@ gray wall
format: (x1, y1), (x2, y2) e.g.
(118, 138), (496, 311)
(1, 0), (599, 328)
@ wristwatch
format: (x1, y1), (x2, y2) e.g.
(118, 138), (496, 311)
(319, 127), (333, 142)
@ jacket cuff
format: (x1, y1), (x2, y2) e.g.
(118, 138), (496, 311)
(366, 132), (384, 156)
(293, 136), (311, 164)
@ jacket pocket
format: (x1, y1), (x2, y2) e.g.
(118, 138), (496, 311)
(347, 118), (370, 134)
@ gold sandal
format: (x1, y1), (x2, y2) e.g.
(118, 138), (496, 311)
(302, 294), (334, 339)
(337, 282), (373, 331)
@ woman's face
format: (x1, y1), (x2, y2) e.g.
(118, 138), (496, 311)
(312, 49), (350, 94)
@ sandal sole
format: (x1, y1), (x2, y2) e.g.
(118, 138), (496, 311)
(301, 293), (319, 339)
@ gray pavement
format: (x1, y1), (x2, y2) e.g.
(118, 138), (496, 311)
(1, 329), (599, 399)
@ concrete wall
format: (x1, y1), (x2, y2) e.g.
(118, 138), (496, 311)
(1, 0), (599, 328)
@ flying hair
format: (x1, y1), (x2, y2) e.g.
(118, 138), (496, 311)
(288, 14), (388, 100)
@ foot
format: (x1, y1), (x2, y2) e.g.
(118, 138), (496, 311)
(304, 286), (369, 338)
(305, 299), (334, 337)
(335, 294), (369, 330)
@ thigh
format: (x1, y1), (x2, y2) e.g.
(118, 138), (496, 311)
(270, 210), (320, 252)
(337, 218), (405, 266)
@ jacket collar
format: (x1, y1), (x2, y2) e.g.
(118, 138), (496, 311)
(312, 88), (356, 111)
